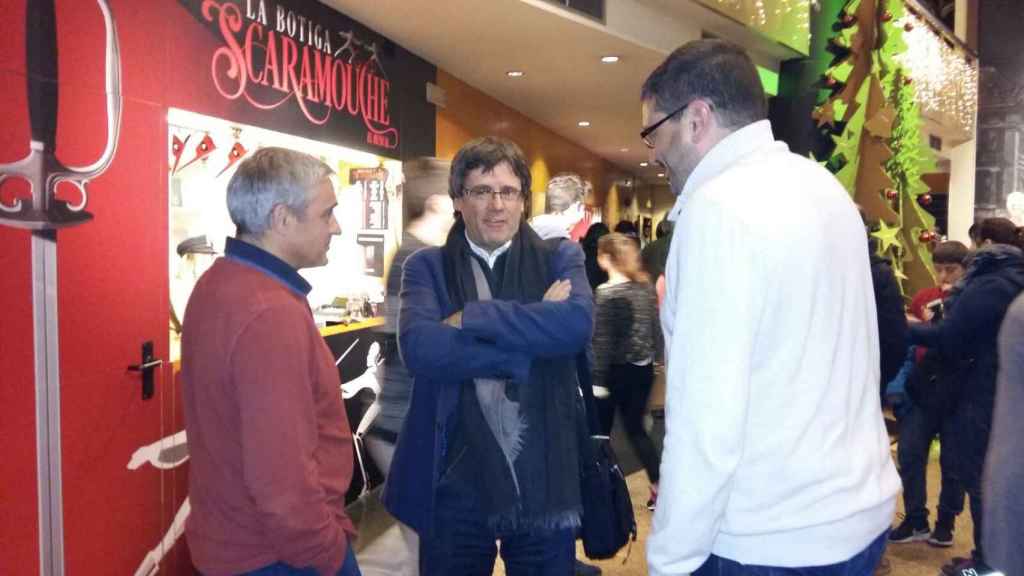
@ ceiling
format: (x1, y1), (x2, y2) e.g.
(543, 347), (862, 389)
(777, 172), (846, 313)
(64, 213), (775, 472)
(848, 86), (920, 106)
(321, 0), (803, 185)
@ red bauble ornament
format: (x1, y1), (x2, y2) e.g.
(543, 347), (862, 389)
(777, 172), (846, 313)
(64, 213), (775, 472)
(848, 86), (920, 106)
(918, 193), (933, 206)
(903, 76), (913, 86)
(841, 13), (856, 26)
(904, 22), (914, 32)
(885, 188), (899, 200)
(825, 75), (838, 87)
(881, 11), (893, 22)
(918, 230), (934, 243)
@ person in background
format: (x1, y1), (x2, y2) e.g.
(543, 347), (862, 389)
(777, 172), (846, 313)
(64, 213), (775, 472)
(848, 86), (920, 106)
(582, 222), (611, 291)
(909, 217), (1024, 576)
(591, 232), (662, 510)
(887, 241), (969, 547)
(968, 222), (981, 250)
(613, 219), (641, 247)
(384, 136), (593, 576)
(867, 230), (909, 395)
(983, 291), (1024, 576)
(363, 157), (455, 576)
(641, 219), (673, 283)
(181, 147), (360, 576)
(642, 39), (899, 575)
(531, 172), (591, 243)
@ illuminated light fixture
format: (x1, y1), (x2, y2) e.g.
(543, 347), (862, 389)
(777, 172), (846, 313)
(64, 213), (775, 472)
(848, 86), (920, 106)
(577, 121), (591, 127)
(657, 172), (665, 178)
(640, 161), (649, 167)
(506, 70), (525, 77)
(600, 55), (620, 63)
(619, 148), (629, 152)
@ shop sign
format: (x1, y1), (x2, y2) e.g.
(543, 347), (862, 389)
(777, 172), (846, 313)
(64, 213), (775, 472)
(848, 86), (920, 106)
(183, 0), (399, 151)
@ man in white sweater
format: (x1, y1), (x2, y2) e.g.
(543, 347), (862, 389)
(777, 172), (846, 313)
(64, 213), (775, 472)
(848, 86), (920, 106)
(641, 40), (901, 576)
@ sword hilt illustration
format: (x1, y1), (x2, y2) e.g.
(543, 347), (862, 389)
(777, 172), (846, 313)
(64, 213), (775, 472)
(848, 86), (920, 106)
(0, 0), (121, 231)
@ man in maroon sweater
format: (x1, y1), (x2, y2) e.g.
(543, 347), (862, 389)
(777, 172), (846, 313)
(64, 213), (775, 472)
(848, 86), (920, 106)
(181, 147), (359, 576)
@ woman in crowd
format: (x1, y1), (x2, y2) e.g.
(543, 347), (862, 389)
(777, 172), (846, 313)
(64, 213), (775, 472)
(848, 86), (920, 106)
(591, 232), (661, 508)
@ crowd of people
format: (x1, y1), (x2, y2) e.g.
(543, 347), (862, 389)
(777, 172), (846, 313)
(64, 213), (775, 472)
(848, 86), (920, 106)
(175, 38), (1023, 576)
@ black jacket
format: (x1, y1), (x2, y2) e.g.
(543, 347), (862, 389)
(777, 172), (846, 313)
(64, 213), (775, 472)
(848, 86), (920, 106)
(871, 253), (909, 394)
(910, 245), (1024, 447)
(906, 348), (956, 417)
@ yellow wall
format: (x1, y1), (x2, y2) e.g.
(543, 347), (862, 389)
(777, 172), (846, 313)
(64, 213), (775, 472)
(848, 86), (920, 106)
(436, 70), (626, 221)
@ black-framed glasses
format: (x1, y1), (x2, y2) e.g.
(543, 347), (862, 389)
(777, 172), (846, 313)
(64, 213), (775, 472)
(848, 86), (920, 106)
(640, 101), (692, 148)
(462, 185), (523, 202)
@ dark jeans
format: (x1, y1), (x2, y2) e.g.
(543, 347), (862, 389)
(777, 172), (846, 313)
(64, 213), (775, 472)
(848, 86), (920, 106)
(419, 467), (574, 575)
(693, 530), (888, 576)
(951, 400), (993, 561)
(239, 543), (361, 576)
(595, 362), (660, 484)
(896, 402), (964, 525)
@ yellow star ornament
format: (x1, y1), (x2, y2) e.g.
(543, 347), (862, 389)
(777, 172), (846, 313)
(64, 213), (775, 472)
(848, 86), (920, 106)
(871, 219), (902, 253)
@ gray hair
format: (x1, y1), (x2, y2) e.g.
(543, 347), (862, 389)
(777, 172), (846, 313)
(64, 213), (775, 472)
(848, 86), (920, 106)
(226, 147), (334, 236)
(545, 172), (585, 213)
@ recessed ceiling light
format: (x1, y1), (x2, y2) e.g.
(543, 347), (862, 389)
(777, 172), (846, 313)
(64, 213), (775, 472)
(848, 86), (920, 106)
(601, 56), (620, 63)
(577, 121), (591, 127)
(620, 148), (629, 152)
(506, 70), (524, 77)
(640, 161), (649, 167)
(657, 172), (666, 178)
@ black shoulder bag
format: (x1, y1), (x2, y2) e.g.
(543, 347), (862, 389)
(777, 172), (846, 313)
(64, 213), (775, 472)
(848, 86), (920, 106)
(575, 352), (637, 559)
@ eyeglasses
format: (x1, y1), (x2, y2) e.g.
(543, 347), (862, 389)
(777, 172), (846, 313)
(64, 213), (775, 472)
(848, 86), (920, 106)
(462, 185), (523, 202)
(640, 100), (693, 148)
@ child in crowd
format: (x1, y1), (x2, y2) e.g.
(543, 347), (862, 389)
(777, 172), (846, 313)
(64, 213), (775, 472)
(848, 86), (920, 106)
(888, 241), (969, 547)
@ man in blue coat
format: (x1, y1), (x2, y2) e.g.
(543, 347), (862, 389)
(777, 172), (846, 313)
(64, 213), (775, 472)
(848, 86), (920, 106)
(383, 136), (594, 575)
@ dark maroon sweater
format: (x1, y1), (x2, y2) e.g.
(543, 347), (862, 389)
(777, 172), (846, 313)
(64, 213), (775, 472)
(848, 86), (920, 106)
(182, 253), (354, 576)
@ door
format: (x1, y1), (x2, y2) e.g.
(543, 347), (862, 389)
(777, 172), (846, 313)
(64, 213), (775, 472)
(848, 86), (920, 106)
(0, 1), (171, 573)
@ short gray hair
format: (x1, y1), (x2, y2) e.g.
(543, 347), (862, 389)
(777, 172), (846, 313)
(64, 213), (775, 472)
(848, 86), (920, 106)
(226, 147), (334, 236)
(545, 173), (585, 213)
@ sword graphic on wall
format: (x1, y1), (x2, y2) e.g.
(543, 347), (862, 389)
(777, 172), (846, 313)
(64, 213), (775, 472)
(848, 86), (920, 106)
(0, 1), (122, 574)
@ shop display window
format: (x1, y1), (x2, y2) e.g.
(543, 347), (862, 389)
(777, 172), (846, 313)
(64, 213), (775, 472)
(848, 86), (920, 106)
(167, 108), (402, 360)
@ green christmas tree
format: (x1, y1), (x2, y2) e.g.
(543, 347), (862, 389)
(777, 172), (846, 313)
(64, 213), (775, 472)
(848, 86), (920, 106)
(886, 66), (938, 292)
(812, 0), (937, 295)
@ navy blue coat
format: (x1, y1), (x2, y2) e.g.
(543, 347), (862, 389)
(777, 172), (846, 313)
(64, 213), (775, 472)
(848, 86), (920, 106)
(382, 239), (593, 535)
(910, 247), (1024, 463)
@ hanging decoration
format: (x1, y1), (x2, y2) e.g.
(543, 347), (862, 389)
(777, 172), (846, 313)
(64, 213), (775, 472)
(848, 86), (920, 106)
(178, 133), (216, 173)
(170, 134), (190, 175)
(216, 129), (249, 178)
(812, 0), (941, 295)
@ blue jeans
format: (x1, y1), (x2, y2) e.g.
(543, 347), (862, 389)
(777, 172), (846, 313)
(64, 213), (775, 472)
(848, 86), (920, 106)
(897, 402), (964, 525)
(419, 467), (575, 575)
(692, 530), (888, 576)
(240, 543), (361, 576)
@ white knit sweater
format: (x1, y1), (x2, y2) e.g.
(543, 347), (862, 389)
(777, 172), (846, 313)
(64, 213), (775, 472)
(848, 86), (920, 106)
(648, 120), (901, 575)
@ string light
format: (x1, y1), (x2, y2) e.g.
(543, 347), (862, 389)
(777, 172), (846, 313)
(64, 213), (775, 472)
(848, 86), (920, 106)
(700, 0), (810, 49)
(694, 2), (975, 138)
(895, 10), (978, 137)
